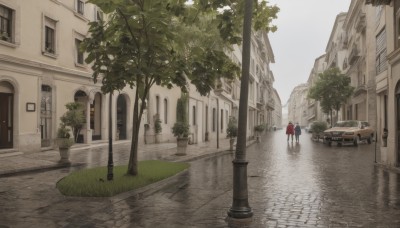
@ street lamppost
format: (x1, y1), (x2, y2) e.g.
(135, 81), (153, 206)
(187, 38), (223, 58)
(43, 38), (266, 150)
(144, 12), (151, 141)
(227, 0), (253, 219)
(107, 92), (114, 181)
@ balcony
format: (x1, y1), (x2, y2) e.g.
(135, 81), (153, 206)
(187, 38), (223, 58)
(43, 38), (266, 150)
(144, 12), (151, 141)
(348, 45), (360, 65)
(354, 84), (367, 96)
(365, 0), (391, 5)
(355, 13), (366, 33)
(267, 98), (275, 110)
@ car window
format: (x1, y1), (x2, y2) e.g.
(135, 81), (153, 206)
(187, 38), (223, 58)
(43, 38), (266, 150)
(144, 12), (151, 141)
(334, 121), (358, 127)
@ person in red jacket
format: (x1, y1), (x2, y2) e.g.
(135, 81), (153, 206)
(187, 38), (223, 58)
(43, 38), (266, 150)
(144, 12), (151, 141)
(286, 121), (295, 142)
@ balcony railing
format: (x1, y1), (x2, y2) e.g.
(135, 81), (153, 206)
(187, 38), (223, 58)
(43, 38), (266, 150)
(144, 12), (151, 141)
(365, 0), (391, 5)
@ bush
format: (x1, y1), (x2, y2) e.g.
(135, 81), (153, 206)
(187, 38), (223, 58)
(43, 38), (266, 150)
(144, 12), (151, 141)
(172, 122), (189, 138)
(254, 124), (265, 132)
(310, 121), (328, 134)
(154, 118), (162, 134)
(227, 116), (238, 138)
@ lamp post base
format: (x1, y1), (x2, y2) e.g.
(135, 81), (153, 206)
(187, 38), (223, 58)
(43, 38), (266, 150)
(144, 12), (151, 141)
(227, 206), (253, 218)
(228, 160), (253, 219)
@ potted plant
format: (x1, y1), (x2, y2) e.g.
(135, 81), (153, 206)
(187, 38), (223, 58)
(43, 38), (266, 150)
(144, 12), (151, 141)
(154, 118), (162, 143)
(227, 116), (238, 151)
(56, 123), (74, 164)
(172, 121), (189, 155)
(173, 94), (189, 155)
(254, 124), (265, 142)
(60, 102), (85, 143)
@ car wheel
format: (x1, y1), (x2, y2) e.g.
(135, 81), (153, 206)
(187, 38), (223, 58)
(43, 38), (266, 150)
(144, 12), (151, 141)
(353, 136), (360, 146)
(367, 134), (373, 144)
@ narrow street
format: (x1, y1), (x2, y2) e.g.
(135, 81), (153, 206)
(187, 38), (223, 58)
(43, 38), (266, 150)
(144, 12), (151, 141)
(1, 131), (400, 227)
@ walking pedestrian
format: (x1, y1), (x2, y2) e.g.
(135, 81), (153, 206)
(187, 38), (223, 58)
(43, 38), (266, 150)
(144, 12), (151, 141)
(286, 121), (294, 142)
(294, 122), (301, 143)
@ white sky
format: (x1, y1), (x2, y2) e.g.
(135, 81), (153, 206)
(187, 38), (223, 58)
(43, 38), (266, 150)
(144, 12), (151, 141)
(267, 0), (350, 104)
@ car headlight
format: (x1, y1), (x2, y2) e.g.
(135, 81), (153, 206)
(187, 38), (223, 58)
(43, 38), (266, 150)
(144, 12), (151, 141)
(344, 132), (354, 135)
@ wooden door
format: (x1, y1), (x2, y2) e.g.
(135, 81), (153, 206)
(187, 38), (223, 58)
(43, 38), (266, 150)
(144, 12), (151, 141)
(0, 93), (13, 148)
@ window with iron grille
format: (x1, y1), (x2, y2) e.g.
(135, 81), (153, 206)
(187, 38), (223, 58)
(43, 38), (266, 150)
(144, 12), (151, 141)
(0, 5), (12, 42)
(376, 28), (387, 74)
(77, 0), (84, 15)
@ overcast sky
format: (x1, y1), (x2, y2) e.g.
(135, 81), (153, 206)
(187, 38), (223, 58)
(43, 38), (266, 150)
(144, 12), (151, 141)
(267, 0), (350, 105)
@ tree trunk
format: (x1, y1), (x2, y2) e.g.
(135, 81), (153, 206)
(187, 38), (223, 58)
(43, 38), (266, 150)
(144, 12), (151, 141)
(127, 80), (149, 176)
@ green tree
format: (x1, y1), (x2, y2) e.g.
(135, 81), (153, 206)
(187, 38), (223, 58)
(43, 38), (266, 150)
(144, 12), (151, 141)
(308, 67), (354, 126)
(82, 0), (279, 175)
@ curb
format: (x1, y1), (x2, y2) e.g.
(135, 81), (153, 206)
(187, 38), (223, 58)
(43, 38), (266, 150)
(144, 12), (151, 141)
(0, 162), (71, 178)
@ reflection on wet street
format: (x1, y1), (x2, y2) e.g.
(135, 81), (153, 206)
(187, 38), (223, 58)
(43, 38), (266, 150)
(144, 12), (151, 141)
(1, 131), (400, 227)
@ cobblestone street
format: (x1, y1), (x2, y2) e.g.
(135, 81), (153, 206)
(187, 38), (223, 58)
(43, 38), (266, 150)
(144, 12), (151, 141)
(1, 131), (400, 227)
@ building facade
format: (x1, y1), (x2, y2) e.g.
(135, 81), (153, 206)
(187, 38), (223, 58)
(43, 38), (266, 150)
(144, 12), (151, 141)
(0, 0), (282, 153)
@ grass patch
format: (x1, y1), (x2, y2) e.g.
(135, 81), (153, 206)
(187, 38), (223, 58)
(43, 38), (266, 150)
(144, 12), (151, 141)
(57, 160), (189, 197)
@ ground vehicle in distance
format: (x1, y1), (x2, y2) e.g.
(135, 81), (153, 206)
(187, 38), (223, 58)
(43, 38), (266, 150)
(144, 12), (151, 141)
(323, 120), (374, 146)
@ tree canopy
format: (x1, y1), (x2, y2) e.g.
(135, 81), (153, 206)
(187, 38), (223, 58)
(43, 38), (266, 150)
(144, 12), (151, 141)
(308, 67), (354, 124)
(81, 0), (279, 175)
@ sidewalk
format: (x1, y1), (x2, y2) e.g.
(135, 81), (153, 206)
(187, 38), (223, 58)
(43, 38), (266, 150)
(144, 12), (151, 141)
(0, 137), (255, 177)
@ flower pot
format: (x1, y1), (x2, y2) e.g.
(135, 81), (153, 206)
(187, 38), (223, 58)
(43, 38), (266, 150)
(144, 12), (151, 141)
(155, 133), (162, 143)
(230, 138), (235, 151)
(176, 137), (188, 156)
(59, 147), (71, 164)
(57, 138), (74, 164)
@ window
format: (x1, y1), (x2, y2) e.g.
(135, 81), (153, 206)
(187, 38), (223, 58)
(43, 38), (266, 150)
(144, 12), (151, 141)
(0, 5), (13, 42)
(212, 108), (216, 132)
(77, 0), (84, 15)
(164, 98), (168, 124)
(44, 17), (57, 54)
(192, 106), (196, 125)
(376, 29), (387, 74)
(155, 96), (159, 115)
(221, 109), (224, 130)
(75, 39), (84, 64)
(395, 1), (400, 49)
(95, 7), (103, 21)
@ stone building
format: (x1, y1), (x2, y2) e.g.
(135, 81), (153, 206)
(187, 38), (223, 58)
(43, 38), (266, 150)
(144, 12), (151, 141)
(365, 0), (400, 167)
(306, 54), (327, 124)
(287, 84), (308, 127)
(341, 0), (377, 130)
(0, 0), (281, 153)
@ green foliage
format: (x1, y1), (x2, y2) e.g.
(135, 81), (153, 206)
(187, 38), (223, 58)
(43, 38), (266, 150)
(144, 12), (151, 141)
(154, 118), (162, 134)
(227, 116), (238, 138)
(176, 93), (188, 124)
(57, 123), (71, 139)
(172, 121), (190, 138)
(173, 93), (189, 138)
(254, 124), (265, 132)
(59, 102), (86, 143)
(81, 0), (279, 175)
(310, 121), (328, 134)
(56, 160), (189, 197)
(308, 67), (354, 115)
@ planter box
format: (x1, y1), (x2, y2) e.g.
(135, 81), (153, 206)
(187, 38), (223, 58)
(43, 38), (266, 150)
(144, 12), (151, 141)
(176, 137), (188, 156)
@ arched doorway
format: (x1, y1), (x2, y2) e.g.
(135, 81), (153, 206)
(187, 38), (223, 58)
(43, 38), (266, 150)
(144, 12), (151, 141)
(0, 81), (14, 149)
(74, 90), (88, 143)
(117, 94), (127, 140)
(91, 92), (102, 140)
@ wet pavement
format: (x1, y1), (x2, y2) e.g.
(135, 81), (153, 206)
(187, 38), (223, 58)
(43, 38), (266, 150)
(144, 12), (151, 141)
(1, 131), (400, 227)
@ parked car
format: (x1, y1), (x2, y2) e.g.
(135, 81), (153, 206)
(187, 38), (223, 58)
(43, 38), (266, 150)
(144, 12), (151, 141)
(323, 120), (374, 146)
